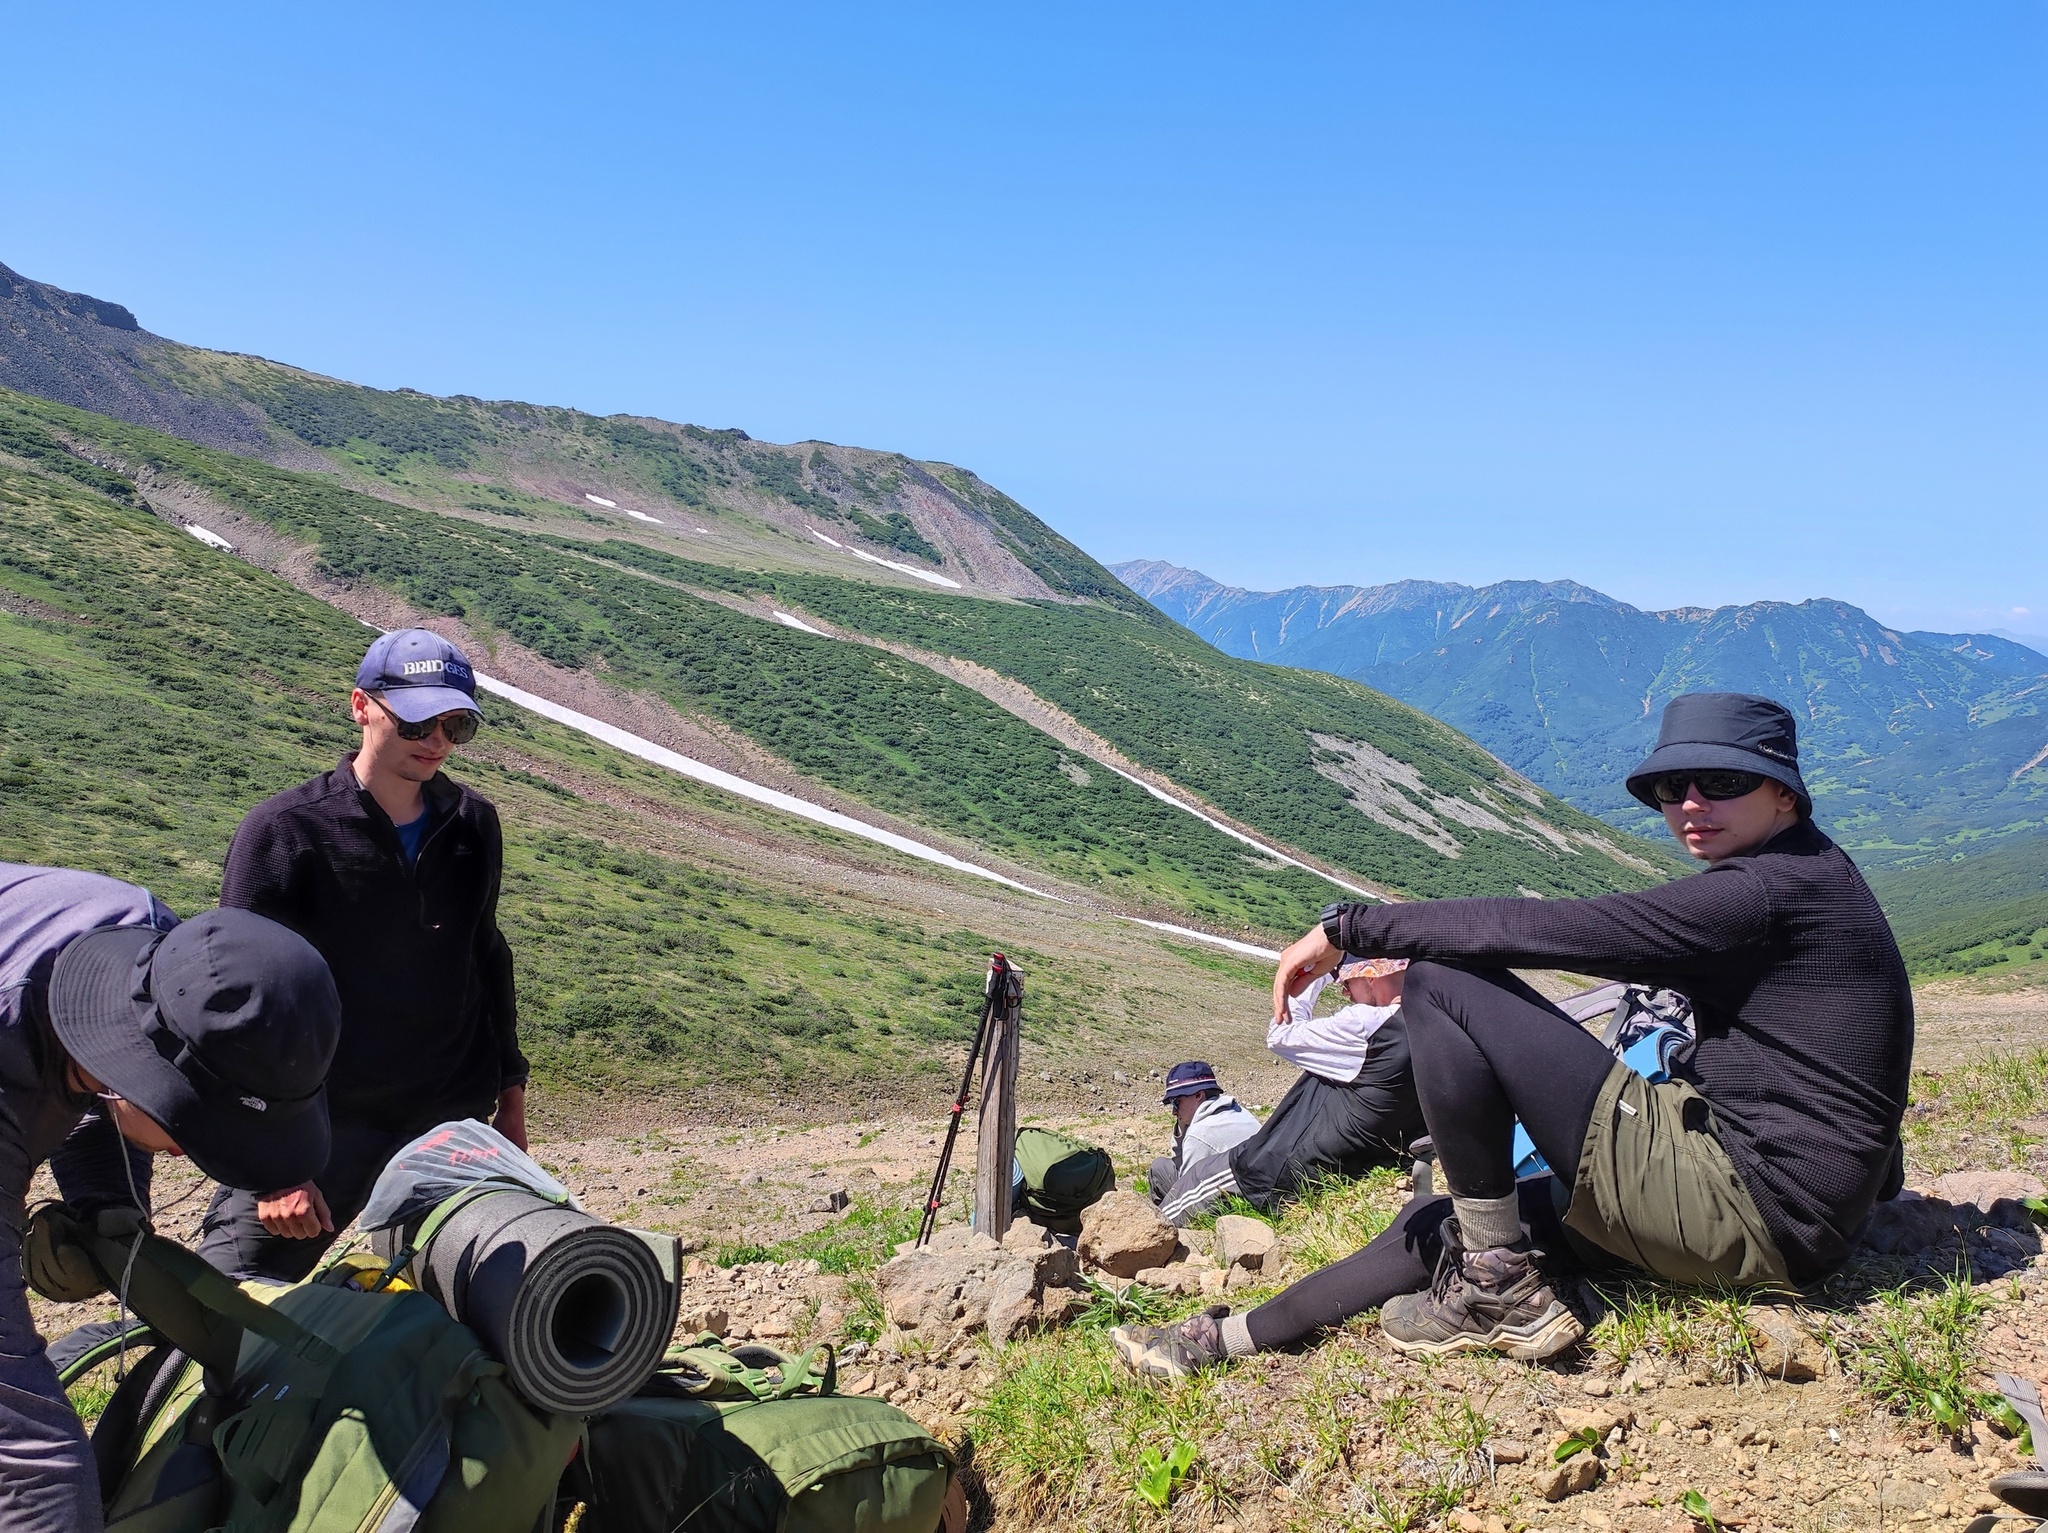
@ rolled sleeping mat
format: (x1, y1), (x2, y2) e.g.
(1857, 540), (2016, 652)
(378, 1188), (680, 1414)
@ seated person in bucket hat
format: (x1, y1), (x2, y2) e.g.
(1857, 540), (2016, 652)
(1147, 1061), (1260, 1213)
(0, 863), (340, 1533)
(1114, 692), (1911, 1378)
(1156, 955), (1423, 1226)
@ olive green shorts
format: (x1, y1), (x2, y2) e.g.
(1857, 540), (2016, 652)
(1564, 1060), (1793, 1292)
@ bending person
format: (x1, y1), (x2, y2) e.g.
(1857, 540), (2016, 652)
(1115, 692), (1911, 1376)
(0, 864), (340, 1532)
(1158, 957), (1421, 1225)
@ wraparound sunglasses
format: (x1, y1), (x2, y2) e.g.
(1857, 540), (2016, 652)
(370, 694), (481, 745)
(1646, 770), (1769, 805)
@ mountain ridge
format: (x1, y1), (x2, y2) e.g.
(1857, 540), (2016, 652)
(1116, 559), (2048, 861)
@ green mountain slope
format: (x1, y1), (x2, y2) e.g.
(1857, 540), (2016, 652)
(0, 383), (1668, 905)
(0, 449), (1278, 1108)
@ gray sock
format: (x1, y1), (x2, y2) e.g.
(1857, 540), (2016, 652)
(1219, 1313), (1257, 1357)
(1451, 1193), (1523, 1251)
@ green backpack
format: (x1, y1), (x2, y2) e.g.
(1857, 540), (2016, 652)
(43, 1208), (582, 1533)
(564, 1338), (955, 1533)
(1012, 1125), (1115, 1231)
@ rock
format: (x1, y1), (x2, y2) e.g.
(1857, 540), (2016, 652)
(684, 1257), (715, 1279)
(1531, 1449), (1600, 1501)
(1556, 1406), (1629, 1437)
(1078, 1191), (1179, 1278)
(755, 1313), (795, 1339)
(1491, 1441), (1529, 1465)
(1199, 1268), (1229, 1296)
(1039, 1287), (1085, 1327)
(739, 1172), (766, 1188)
(1861, 1192), (1966, 1255)
(1224, 1264), (1258, 1292)
(1002, 1222), (1052, 1254)
(1133, 1264), (1204, 1295)
(1928, 1170), (2048, 1212)
(985, 1258), (1042, 1344)
(1748, 1305), (1826, 1382)
(1215, 1214), (1278, 1272)
(1113, 1071), (1130, 1086)
(679, 1305), (729, 1336)
(807, 1188), (849, 1214)
(1579, 1377), (1612, 1397)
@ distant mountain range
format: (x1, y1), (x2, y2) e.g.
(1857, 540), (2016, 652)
(1115, 561), (2048, 865)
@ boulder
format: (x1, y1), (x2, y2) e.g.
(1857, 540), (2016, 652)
(1747, 1305), (1825, 1382)
(874, 1237), (1085, 1346)
(985, 1258), (1043, 1344)
(1215, 1214), (1278, 1272)
(1039, 1287), (1086, 1327)
(1133, 1264), (1204, 1296)
(808, 1188), (850, 1214)
(1078, 1191), (1179, 1278)
(1002, 1221), (1052, 1254)
(679, 1304), (729, 1337)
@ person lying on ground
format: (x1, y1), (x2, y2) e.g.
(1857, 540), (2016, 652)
(1113, 691), (1911, 1378)
(1147, 1061), (1260, 1211)
(0, 863), (339, 1533)
(1157, 956), (1423, 1225)
(200, 629), (529, 1283)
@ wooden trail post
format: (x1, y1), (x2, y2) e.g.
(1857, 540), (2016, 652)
(972, 956), (1022, 1241)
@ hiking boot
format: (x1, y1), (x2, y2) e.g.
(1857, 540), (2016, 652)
(1111, 1305), (1231, 1380)
(1380, 1220), (1584, 1361)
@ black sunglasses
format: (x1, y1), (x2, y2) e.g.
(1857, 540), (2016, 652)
(1647, 770), (1768, 805)
(370, 694), (481, 745)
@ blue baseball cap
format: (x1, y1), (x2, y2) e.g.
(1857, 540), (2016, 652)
(355, 629), (482, 725)
(1163, 1060), (1221, 1104)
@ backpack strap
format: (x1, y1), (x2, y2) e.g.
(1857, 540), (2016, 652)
(658, 1339), (837, 1401)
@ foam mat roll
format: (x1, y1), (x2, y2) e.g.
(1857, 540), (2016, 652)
(404, 1189), (679, 1414)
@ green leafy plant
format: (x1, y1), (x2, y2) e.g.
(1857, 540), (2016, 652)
(1554, 1425), (1602, 1462)
(1073, 1275), (1170, 1331)
(1134, 1440), (1198, 1509)
(1679, 1488), (1724, 1530)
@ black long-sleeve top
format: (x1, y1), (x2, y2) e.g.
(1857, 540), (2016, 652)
(1332, 819), (1912, 1284)
(222, 758), (526, 1119)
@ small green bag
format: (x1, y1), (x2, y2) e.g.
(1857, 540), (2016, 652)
(1012, 1125), (1115, 1231)
(569, 1339), (954, 1533)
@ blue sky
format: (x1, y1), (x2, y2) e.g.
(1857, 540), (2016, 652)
(3, 4), (2042, 636)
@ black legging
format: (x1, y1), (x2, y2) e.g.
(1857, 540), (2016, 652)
(1243, 961), (1621, 1350)
(1402, 961), (1615, 1199)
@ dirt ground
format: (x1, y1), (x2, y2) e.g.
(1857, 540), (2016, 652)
(34, 975), (2048, 1531)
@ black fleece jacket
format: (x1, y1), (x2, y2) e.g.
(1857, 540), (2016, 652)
(222, 757), (526, 1117)
(1333, 820), (1912, 1285)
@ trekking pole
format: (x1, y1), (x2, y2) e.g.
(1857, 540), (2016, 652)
(916, 954), (1009, 1249)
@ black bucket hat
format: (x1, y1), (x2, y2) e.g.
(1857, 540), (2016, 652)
(48, 909), (342, 1191)
(1624, 692), (1811, 813)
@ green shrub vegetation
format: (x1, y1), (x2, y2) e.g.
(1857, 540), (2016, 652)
(0, 453), (1229, 1101)
(0, 387), (1356, 935)
(572, 537), (1675, 898)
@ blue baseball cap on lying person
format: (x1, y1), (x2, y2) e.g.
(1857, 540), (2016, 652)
(1163, 1061), (1221, 1104)
(355, 629), (482, 724)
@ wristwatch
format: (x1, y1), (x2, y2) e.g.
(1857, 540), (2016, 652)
(1319, 901), (1348, 949)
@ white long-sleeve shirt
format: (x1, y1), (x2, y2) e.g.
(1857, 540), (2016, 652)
(1265, 973), (1399, 1084)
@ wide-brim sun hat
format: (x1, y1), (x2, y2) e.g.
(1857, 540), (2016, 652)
(1624, 692), (1811, 813)
(48, 911), (342, 1192)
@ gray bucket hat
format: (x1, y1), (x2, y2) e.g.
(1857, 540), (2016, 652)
(1624, 692), (1811, 812)
(48, 909), (341, 1191)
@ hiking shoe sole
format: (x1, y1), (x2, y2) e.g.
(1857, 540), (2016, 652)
(1381, 1301), (1586, 1362)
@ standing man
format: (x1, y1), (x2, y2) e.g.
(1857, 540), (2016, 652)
(200, 629), (528, 1281)
(0, 863), (339, 1531)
